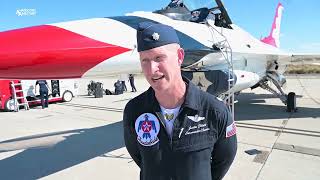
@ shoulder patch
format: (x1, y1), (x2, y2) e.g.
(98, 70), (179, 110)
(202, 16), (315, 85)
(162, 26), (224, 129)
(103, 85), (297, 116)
(135, 113), (160, 146)
(226, 121), (236, 138)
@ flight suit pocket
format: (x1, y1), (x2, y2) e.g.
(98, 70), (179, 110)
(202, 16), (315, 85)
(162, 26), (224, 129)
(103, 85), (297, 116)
(171, 132), (215, 180)
(138, 141), (162, 167)
(172, 129), (216, 152)
(172, 110), (217, 152)
(138, 142), (162, 179)
(138, 141), (160, 154)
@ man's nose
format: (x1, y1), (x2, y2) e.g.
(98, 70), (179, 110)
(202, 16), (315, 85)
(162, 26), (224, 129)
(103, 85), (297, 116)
(149, 61), (159, 73)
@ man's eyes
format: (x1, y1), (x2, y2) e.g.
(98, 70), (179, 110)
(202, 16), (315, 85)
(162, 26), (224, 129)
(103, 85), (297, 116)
(141, 58), (149, 63)
(141, 56), (165, 63)
(155, 56), (164, 62)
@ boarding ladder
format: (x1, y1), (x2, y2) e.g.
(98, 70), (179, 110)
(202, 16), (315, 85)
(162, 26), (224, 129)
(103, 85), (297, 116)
(206, 18), (235, 120)
(10, 81), (30, 112)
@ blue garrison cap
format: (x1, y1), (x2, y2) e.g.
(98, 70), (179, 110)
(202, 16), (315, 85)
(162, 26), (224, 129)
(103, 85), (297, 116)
(137, 22), (180, 52)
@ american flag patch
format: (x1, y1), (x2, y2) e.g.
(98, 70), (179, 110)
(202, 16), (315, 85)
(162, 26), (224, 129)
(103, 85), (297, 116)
(226, 122), (236, 138)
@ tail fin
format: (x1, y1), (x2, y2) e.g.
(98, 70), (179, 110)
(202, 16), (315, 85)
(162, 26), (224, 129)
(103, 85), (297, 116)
(261, 3), (284, 48)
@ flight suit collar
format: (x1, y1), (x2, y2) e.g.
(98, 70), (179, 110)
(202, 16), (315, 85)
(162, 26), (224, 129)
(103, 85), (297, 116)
(145, 76), (201, 111)
(182, 76), (202, 110)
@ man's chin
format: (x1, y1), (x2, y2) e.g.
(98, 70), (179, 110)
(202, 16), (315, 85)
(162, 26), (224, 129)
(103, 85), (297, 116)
(150, 83), (167, 92)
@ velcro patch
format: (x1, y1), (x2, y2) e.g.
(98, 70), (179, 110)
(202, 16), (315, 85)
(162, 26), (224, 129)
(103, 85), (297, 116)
(226, 122), (236, 138)
(135, 113), (160, 146)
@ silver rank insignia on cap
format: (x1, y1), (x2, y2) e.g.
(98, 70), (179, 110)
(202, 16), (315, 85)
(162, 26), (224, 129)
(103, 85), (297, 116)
(152, 32), (160, 41)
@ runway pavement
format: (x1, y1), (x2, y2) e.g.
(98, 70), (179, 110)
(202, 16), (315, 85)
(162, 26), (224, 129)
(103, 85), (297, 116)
(0, 75), (319, 180)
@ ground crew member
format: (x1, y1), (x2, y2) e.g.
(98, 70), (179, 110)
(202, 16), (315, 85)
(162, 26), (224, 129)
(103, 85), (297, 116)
(114, 80), (123, 95)
(123, 22), (237, 180)
(120, 74), (128, 92)
(35, 80), (50, 109)
(129, 74), (137, 92)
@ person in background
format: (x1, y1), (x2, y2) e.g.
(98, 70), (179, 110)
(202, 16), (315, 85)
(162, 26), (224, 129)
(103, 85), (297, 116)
(35, 80), (50, 109)
(129, 74), (137, 92)
(114, 80), (123, 95)
(119, 74), (128, 92)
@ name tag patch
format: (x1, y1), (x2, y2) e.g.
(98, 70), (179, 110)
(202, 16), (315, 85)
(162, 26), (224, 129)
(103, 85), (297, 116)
(135, 113), (160, 146)
(184, 123), (210, 136)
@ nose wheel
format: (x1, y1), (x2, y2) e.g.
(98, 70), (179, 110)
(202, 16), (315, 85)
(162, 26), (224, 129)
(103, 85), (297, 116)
(259, 73), (298, 112)
(286, 92), (297, 112)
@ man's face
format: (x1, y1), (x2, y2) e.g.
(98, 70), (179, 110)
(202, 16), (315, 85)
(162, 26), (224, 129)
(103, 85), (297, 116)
(139, 44), (184, 92)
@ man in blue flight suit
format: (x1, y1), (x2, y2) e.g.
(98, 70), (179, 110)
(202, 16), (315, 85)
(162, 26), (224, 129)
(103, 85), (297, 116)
(35, 80), (50, 109)
(123, 22), (237, 180)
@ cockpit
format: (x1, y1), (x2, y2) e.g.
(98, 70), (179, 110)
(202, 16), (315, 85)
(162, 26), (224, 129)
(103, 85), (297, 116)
(153, 0), (232, 29)
(153, 0), (191, 22)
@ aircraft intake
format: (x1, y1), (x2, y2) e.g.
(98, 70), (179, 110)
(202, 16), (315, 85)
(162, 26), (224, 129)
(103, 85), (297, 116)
(182, 70), (236, 96)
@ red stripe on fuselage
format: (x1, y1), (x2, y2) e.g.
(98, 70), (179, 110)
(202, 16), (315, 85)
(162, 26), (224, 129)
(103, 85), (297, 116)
(0, 25), (131, 79)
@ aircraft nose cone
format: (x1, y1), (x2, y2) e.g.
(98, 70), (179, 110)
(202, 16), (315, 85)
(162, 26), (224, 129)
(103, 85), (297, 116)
(0, 25), (131, 79)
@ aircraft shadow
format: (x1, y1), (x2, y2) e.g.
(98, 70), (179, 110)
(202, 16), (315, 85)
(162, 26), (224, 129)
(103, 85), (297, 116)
(236, 92), (303, 103)
(235, 93), (320, 121)
(56, 103), (124, 112)
(0, 121), (125, 180)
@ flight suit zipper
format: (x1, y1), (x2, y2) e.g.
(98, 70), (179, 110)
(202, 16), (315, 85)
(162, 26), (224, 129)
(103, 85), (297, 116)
(170, 107), (184, 149)
(156, 111), (177, 150)
(155, 112), (166, 131)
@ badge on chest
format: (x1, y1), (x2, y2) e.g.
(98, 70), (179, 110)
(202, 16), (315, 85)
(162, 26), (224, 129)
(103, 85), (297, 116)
(135, 113), (160, 146)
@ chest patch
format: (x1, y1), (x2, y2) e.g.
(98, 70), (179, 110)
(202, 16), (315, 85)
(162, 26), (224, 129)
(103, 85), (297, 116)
(135, 113), (160, 146)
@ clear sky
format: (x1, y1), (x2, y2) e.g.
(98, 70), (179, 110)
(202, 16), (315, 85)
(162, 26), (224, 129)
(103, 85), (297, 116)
(1, 0), (320, 53)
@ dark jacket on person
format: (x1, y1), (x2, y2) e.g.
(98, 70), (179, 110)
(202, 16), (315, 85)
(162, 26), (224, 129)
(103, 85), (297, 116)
(114, 80), (123, 95)
(123, 78), (237, 180)
(36, 80), (48, 92)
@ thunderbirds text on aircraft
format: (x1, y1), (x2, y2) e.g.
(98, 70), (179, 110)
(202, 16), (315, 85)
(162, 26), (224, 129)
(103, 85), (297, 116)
(0, 0), (319, 112)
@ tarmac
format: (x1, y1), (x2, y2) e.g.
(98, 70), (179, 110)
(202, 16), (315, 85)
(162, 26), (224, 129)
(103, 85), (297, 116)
(0, 75), (319, 180)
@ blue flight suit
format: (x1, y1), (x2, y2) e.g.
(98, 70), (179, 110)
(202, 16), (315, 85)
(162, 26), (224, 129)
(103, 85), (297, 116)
(123, 78), (237, 180)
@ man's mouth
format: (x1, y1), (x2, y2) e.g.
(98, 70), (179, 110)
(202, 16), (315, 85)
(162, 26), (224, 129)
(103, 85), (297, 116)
(152, 75), (165, 82)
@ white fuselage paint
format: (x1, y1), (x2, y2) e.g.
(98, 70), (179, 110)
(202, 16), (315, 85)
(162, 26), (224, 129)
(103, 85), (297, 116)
(51, 11), (292, 93)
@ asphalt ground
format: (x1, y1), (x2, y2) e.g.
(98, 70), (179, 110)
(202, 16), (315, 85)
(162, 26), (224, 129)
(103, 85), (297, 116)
(0, 75), (319, 180)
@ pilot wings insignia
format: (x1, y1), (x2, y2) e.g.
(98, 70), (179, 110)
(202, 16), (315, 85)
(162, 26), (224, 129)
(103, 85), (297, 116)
(187, 115), (205, 122)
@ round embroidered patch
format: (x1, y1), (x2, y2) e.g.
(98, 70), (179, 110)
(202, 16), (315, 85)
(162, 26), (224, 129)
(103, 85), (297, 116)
(135, 113), (160, 146)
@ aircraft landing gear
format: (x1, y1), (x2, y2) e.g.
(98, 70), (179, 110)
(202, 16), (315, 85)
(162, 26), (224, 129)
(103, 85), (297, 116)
(287, 92), (297, 112)
(259, 73), (297, 112)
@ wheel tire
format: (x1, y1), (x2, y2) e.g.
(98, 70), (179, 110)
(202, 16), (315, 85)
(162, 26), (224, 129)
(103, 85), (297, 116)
(62, 91), (73, 102)
(286, 92), (296, 112)
(4, 99), (15, 111)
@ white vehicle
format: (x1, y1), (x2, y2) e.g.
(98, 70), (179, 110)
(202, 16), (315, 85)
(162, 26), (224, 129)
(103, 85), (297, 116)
(0, 79), (78, 111)
(22, 79), (79, 105)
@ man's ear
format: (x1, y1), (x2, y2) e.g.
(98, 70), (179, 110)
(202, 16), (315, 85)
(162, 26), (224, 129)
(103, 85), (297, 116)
(177, 47), (184, 65)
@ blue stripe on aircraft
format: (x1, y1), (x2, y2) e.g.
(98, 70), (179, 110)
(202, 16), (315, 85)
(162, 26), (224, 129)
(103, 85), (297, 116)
(108, 16), (215, 67)
(109, 16), (208, 50)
